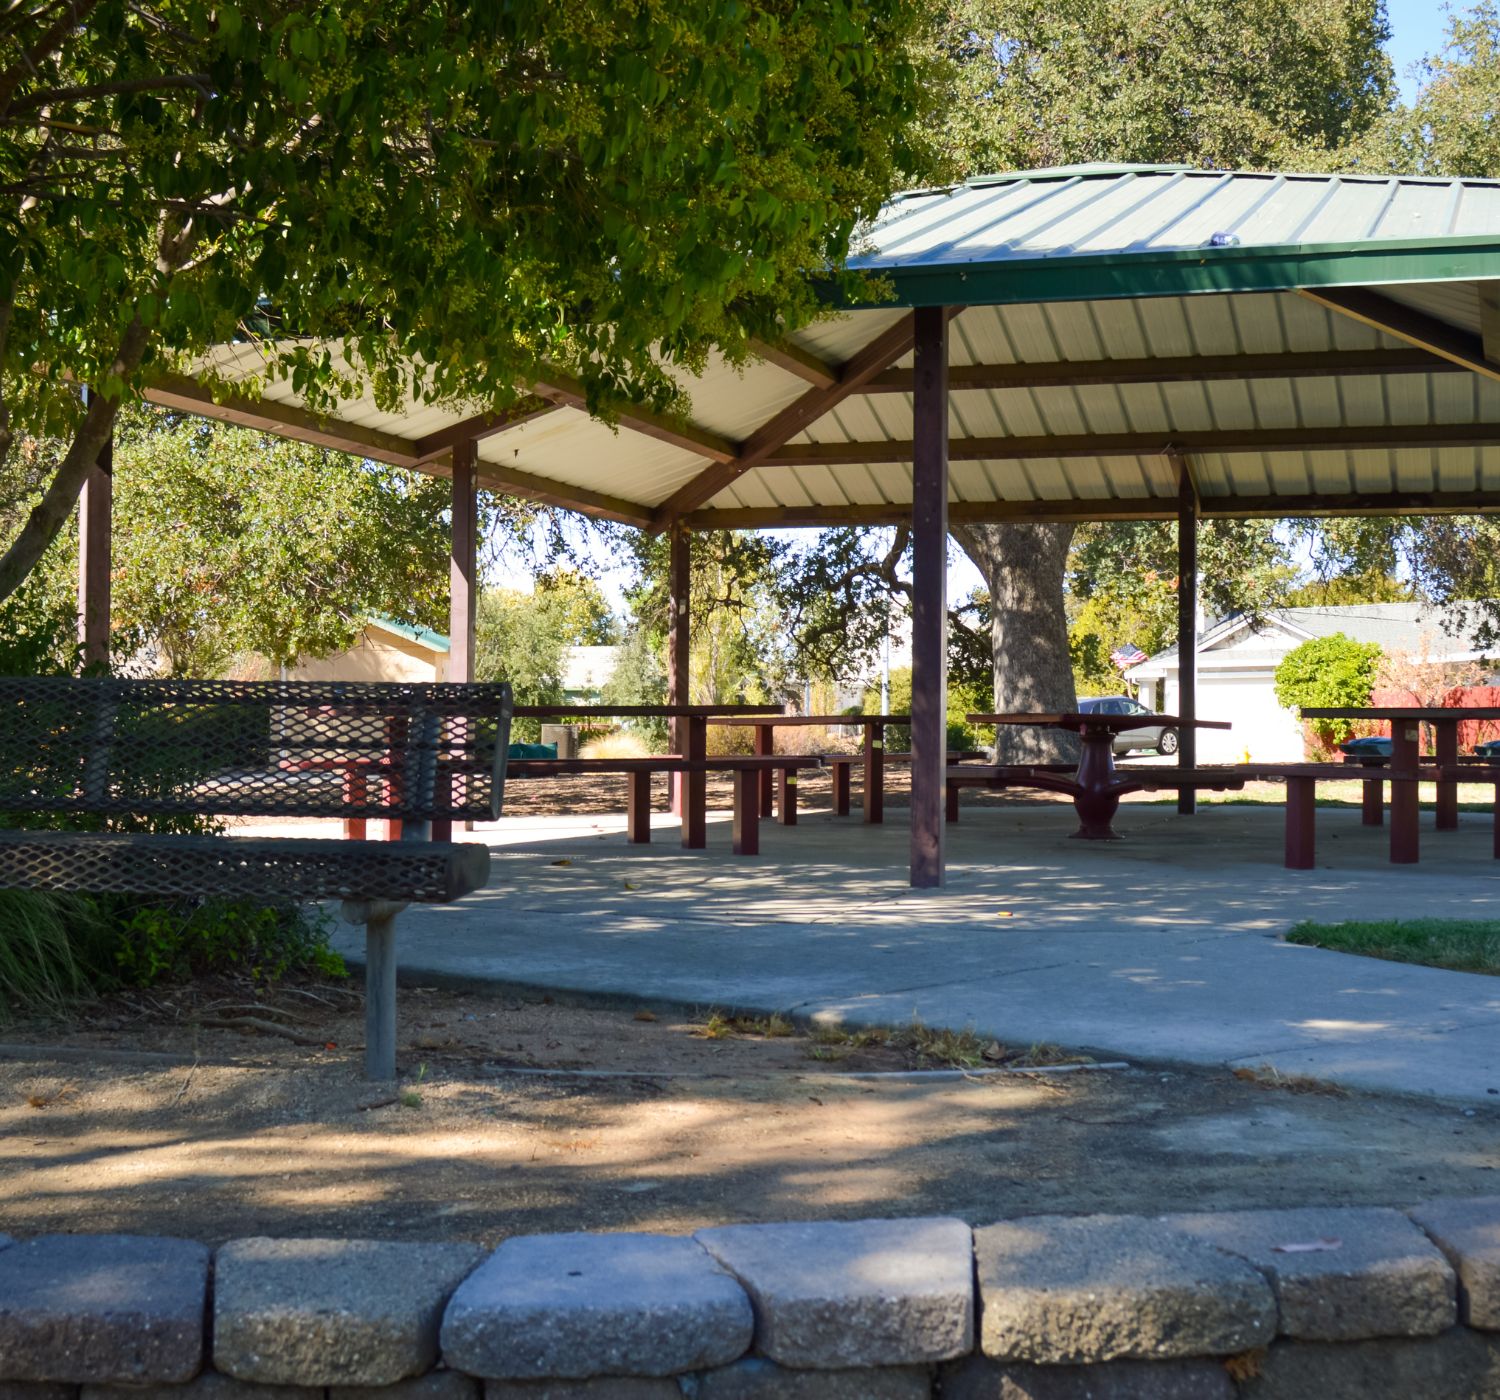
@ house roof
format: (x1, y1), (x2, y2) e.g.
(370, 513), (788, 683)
(366, 615), (450, 653)
(1130, 601), (1495, 678)
(153, 164), (1500, 534)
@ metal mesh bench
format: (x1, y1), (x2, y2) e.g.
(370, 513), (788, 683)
(0, 677), (512, 1079)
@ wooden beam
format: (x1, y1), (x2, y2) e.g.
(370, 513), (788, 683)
(449, 441), (478, 686)
(652, 311), (948, 525)
(761, 421), (1500, 466)
(470, 460), (656, 529)
(862, 347), (1457, 393)
(909, 305), (949, 889)
(1176, 457), (1199, 814)
(145, 373), (421, 467)
(77, 428), (111, 671)
(1167, 445), (1200, 515)
(413, 399), (560, 464)
(531, 372), (738, 464)
(1299, 287), (1500, 385)
(686, 486), (1500, 530)
(749, 337), (838, 389)
(668, 522), (691, 817)
(1481, 285), (1500, 366)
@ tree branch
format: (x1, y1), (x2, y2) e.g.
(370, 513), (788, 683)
(0, 0), (102, 118)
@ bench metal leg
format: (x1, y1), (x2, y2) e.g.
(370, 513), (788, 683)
(1285, 777), (1315, 870)
(627, 771), (652, 844)
(1361, 778), (1383, 826)
(778, 767), (798, 826)
(733, 769), (760, 855)
(831, 763), (851, 817)
(365, 911), (399, 1081)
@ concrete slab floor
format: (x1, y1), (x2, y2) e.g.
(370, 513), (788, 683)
(328, 801), (1500, 1105)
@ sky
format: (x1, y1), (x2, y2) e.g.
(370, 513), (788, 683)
(497, 1), (1456, 620)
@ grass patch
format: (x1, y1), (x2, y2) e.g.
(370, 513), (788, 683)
(693, 1010), (796, 1040)
(1286, 918), (1500, 975)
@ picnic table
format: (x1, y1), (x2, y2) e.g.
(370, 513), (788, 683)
(513, 703), (782, 848)
(964, 712), (1234, 840)
(713, 713), (907, 823)
(1302, 705), (1500, 849)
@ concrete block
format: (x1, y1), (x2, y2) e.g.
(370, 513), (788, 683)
(214, 1237), (485, 1387)
(1240, 1330), (1500, 1399)
(1164, 1206), (1455, 1340)
(442, 1233), (752, 1380)
(482, 1382), (680, 1399)
(695, 1217), (972, 1368)
(940, 1355), (1234, 1399)
(0, 1385), (78, 1400)
(84, 1375), (319, 1397)
(685, 1355), (931, 1398)
(0, 1234), (209, 1384)
(1409, 1196), (1500, 1330)
(331, 1373), (481, 1399)
(974, 1214), (1274, 1364)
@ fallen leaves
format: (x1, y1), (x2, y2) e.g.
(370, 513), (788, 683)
(25, 1085), (75, 1110)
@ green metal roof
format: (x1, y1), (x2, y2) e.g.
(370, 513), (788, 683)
(366, 615), (450, 652)
(846, 166), (1500, 307)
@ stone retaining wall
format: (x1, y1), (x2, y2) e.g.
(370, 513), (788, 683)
(1, 1201), (1498, 1398)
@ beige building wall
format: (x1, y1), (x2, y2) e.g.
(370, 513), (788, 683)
(288, 625), (448, 684)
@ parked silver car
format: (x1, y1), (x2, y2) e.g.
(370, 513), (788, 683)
(1077, 696), (1179, 755)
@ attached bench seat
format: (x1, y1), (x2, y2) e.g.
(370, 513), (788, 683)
(1242, 762), (1496, 868)
(822, 751), (988, 818)
(0, 829), (491, 904)
(944, 764), (1244, 822)
(505, 754), (821, 852)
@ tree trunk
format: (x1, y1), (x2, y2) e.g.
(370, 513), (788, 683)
(951, 521), (1079, 763)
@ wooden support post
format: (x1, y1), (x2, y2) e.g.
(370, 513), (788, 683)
(1493, 783), (1499, 860)
(363, 908), (399, 1080)
(778, 766), (798, 826)
(1390, 723), (1421, 864)
(1435, 722), (1459, 830)
(946, 777), (960, 825)
(1176, 459), (1198, 814)
(449, 441), (478, 685)
(1285, 777), (1316, 869)
(1362, 777), (1384, 826)
(909, 305), (949, 888)
(681, 715), (707, 849)
(864, 721), (886, 824)
(755, 723), (775, 816)
(433, 441), (478, 843)
(668, 524), (690, 815)
(733, 769), (760, 855)
(831, 761), (852, 817)
(627, 771), (652, 843)
(77, 430), (112, 671)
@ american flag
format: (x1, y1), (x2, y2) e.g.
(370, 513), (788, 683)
(1110, 643), (1148, 669)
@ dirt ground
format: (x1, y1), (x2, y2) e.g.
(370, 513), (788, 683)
(2, 981), (1497, 1245)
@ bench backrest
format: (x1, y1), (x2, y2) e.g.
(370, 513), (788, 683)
(0, 678), (513, 822)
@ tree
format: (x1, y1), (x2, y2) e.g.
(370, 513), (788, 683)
(1, 0), (941, 603)
(924, 0), (1393, 758)
(1273, 633), (1382, 749)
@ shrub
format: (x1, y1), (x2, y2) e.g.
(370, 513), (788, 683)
(1273, 633), (1382, 751)
(580, 730), (652, 759)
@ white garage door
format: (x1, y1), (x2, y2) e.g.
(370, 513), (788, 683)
(1196, 675), (1303, 762)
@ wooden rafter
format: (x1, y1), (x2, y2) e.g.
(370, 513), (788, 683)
(472, 460), (655, 529)
(760, 421), (1500, 467)
(1299, 287), (1500, 384)
(861, 347), (1457, 393)
(412, 399), (560, 463)
(653, 311), (955, 526)
(145, 373), (420, 467)
(749, 337), (838, 389)
(685, 487), (1500, 530)
(531, 372), (738, 464)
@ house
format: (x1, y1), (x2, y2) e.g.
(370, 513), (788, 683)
(1126, 603), (1496, 762)
(561, 645), (619, 701)
(286, 616), (450, 684)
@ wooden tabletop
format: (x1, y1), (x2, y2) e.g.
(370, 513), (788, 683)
(512, 704), (784, 719)
(714, 713), (905, 726)
(969, 712), (1232, 730)
(1303, 706), (1500, 721)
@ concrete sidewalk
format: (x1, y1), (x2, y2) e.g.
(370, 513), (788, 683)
(328, 800), (1500, 1103)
